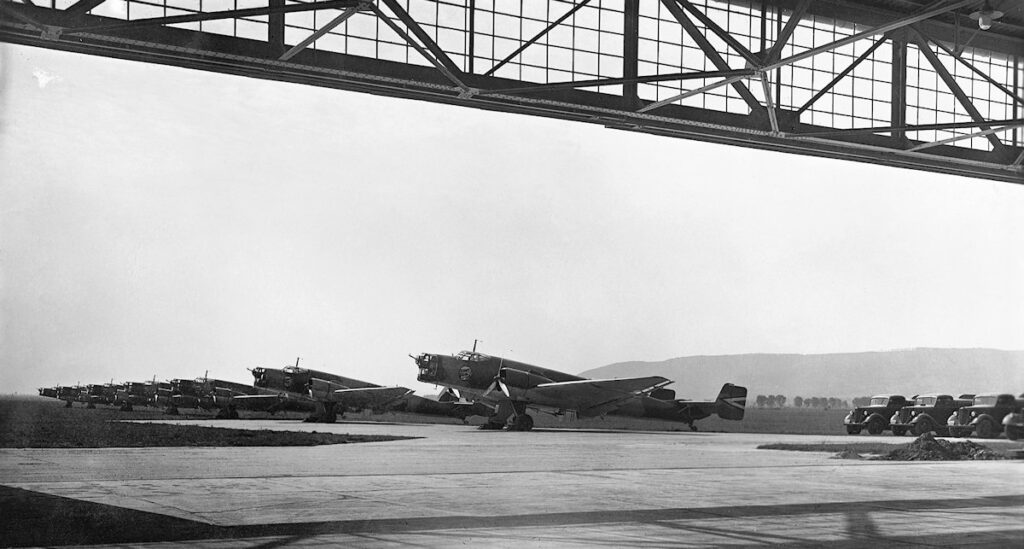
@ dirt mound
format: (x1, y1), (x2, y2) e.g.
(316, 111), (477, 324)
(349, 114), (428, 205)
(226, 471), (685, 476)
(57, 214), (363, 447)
(875, 433), (1006, 461)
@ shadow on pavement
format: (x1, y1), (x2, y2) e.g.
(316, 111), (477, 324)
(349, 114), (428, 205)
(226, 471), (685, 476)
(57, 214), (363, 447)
(1, 485), (1021, 547)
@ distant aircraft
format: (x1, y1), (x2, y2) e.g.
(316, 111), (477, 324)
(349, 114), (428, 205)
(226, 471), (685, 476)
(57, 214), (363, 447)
(232, 358), (415, 423)
(114, 380), (163, 411)
(56, 385), (82, 407)
(37, 387), (59, 399)
(78, 383), (120, 409)
(412, 348), (747, 431)
(167, 376), (257, 418)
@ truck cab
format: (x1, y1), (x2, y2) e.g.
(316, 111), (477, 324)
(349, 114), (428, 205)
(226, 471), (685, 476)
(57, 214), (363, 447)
(844, 394), (910, 435)
(889, 393), (973, 436)
(947, 393), (1020, 438)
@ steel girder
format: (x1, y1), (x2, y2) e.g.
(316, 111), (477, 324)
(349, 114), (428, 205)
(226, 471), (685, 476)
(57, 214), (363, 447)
(1, 0), (1022, 184)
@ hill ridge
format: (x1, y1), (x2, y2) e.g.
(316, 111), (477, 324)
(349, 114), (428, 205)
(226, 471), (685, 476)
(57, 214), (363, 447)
(580, 348), (1024, 400)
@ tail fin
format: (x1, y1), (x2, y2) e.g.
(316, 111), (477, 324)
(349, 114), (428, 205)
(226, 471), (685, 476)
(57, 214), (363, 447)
(716, 383), (747, 421)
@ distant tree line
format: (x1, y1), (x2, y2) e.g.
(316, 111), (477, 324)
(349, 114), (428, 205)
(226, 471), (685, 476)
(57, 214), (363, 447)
(755, 395), (851, 409)
(754, 394), (786, 408)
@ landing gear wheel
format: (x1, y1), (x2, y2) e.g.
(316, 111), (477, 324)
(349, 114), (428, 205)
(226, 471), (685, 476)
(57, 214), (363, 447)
(510, 414), (534, 431)
(689, 423), (698, 432)
(974, 418), (994, 439)
(866, 417), (885, 435)
(216, 405), (240, 419)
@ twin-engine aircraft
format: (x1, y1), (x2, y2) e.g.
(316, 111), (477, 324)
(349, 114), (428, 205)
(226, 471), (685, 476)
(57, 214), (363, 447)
(167, 377), (258, 418)
(413, 349), (746, 431)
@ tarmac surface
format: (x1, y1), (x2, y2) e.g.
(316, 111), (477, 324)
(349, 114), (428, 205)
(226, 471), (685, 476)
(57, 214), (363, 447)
(0, 419), (1022, 547)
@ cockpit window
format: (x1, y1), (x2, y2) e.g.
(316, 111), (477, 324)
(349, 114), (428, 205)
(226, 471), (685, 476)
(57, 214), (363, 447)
(456, 351), (490, 362)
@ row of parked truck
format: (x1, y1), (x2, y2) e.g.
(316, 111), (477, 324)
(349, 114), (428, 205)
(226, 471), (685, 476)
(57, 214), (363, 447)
(843, 393), (1024, 439)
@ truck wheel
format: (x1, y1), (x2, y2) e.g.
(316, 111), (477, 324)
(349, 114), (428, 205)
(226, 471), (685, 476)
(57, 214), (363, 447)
(1006, 426), (1022, 441)
(892, 426), (907, 436)
(914, 418), (934, 436)
(866, 417), (885, 435)
(846, 426), (862, 435)
(974, 418), (995, 439)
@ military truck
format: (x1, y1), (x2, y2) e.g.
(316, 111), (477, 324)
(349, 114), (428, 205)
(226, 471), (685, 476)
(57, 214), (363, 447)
(889, 393), (973, 436)
(844, 394), (911, 435)
(1003, 408), (1024, 441)
(946, 393), (1020, 438)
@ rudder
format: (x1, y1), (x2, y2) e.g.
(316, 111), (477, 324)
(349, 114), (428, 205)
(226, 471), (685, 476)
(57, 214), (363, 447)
(716, 383), (747, 421)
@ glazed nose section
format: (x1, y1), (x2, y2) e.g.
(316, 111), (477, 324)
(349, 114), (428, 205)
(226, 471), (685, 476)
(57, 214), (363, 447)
(252, 368), (267, 387)
(413, 353), (441, 383)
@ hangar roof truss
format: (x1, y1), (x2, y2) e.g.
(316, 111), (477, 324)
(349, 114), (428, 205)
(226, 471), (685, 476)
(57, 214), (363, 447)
(2, 0), (1022, 183)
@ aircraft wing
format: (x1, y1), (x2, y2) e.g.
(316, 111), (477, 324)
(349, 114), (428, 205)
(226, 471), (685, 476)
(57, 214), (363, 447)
(332, 386), (413, 409)
(233, 392), (317, 412)
(529, 376), (670, 417)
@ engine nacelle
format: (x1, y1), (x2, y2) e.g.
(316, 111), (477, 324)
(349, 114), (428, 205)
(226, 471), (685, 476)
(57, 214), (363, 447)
(308, 377), (348, 400)
(650, 388), (676, 401)
(501, 368), (553, 390)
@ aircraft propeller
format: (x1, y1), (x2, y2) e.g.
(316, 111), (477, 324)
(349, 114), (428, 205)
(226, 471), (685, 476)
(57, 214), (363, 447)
(481, 371), (510, 398)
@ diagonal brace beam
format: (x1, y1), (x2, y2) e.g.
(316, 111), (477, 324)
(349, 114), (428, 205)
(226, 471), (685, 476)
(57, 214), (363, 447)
(637, 75), (750, 113)
(907, 123), (1024, 152)
(279, 2), (366, 61)
(794, 37), (886, 116)
(799, 118), (1024, 138)
(659, 0), (760, 111)
(65, 0), (105, 16)
(759, 74), (779, 133)
(918, 28), (1024, 108)
(370, 3), (467, 90)
(380, 0), (462, 77)
(479, 69), (756, 95)
(761, 0), (976, 73)
(911, 29), (1004, 151)
(763, 0), (810, 65)
(675, 0), (760, 68)
(484, 0), (591, 77)
(0, 1), (46, 30)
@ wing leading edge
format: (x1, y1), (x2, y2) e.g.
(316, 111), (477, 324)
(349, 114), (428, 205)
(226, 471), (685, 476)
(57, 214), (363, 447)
(528, 376), (670, 416)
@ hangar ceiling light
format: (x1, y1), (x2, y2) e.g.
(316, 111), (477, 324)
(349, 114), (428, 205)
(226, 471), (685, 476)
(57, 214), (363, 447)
(970, 1), (1004, 30)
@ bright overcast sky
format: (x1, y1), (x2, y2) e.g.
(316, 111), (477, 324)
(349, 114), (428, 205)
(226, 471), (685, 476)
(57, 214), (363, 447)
(2, 43), (1023, 395)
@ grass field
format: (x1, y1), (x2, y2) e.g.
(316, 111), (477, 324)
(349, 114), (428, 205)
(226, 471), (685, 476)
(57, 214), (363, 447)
(0, 397), (414, 448)
(9, 396), (1020, 442)
(395, 405), (859, 435)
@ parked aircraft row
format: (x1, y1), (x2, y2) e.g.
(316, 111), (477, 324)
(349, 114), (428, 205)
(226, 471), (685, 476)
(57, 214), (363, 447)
(38, 347), (748, 431)
(844, 392), (1024, 440)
